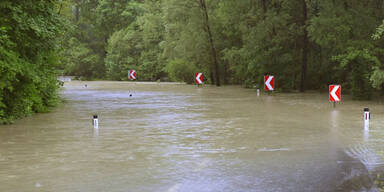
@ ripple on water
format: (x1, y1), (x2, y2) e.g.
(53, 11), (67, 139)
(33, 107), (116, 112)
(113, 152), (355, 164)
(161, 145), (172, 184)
(1, 81), (384, 191)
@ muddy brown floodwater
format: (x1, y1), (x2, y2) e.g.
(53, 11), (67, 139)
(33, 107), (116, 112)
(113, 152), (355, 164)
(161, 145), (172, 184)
(1, 81), (384, 192)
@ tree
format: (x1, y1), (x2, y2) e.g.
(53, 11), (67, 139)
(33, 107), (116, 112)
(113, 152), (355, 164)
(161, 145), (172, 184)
(0, 0), (66, 123)
(299, 0), (309, 92)
(59, 0), (384, 99)
(199, 0), (220, 86)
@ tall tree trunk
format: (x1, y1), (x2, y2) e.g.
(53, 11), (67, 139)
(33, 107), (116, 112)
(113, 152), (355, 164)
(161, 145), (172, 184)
(58, 0), (64, 15)
(75, 4), (80, 22)
(261, 0), (267, 19)
(300, 0), (309, 92)
(223, 61), (228, 84)
(199, 0), (220, 86)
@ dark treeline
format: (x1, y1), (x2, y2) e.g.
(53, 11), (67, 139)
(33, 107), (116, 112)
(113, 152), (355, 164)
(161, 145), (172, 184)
(2, 0), (384, 122)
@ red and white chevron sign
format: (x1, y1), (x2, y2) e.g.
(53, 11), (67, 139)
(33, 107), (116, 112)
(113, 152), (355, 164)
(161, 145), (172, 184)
(329, 85), (341, 102)
(129, 70), (136, 80)
(264, 75), (274, 91)
(195, 72), (203, 85)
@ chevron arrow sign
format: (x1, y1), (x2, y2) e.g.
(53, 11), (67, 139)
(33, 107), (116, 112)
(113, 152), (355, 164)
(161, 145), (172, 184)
(195, 72), (203, 85)
(329, 85), (341, 102)
(129, 70), (136, 80)
(264, 75), (274, 91)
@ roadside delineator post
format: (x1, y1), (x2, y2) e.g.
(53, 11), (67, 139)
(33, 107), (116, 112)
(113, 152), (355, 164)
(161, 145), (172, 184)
(257, 89), (260, 96)
(93, 115), (99, 129)
(364, 108), (370, 130)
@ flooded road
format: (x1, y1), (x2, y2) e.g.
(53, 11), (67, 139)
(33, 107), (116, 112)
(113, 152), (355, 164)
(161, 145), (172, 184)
(1, 81), (384, 191)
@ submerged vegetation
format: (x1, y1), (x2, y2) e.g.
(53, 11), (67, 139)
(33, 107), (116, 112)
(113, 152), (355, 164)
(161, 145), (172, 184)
(2, 0), (384, 122)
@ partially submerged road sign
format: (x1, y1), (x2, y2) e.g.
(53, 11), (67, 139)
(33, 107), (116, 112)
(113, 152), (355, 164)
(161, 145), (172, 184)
(329, 85), (341, 102)
(264, 75), (274, 91)
(129, 70), (136, 80)
(195, 72), (203, 85)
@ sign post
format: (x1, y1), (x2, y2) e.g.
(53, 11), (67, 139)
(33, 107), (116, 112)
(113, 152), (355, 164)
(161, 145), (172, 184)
(264, 75), (274, 92)
(329, 85), (341, 108)
(195, 72), (203, 86)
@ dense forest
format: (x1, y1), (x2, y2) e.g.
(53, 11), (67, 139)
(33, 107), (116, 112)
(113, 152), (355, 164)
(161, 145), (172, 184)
(61, 0), (384, 95)
(0, 1), (67, 123)
(2, 0), (384, 122)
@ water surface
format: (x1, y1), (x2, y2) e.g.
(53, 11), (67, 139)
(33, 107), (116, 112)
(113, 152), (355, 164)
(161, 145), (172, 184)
(1, 81), (384, 191)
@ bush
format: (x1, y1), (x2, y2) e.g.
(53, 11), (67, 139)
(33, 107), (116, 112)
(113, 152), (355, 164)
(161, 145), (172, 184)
(0, 1), (64, 123)
(334, 48), (378, 100)
(165, 59), (198, 84)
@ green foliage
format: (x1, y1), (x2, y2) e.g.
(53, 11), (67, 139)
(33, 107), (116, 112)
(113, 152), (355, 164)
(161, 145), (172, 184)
(371, 67), (384, 90)
(2, 0), (384, 126)
(0, 0), (65, 123)
(373, 20), (384, 40)
(105, 25), (142, 80)
(159, 0), (216, 84)
(334, 48), (379, 99)
(61, 0), (145, 79)
(63, 0), (384, 99)
(165, 59), (198, 84)
(104, 0), (166, 81)
(63, 37), (100, 78)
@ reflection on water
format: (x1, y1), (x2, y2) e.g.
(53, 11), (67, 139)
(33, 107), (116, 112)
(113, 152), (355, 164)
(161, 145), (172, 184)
(93, 126), (99, 137)
(364, 129), (370, 141)
(0, 81), (384, 192)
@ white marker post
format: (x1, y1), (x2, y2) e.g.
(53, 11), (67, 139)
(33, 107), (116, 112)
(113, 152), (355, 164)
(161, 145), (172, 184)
(93, 115), (99, 129)
(364, 108), (370, 130)
(257, 89), (260, 96)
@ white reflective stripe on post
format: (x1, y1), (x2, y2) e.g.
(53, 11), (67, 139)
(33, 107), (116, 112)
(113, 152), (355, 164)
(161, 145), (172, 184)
(93, 119), (98, 129)
(364, 108), (369, 131)
(93, 115), (99, 129)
